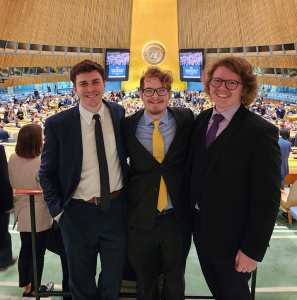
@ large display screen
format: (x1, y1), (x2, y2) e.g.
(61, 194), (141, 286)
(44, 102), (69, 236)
(105, 49), (130, 81)
(179, 49), (204, 82)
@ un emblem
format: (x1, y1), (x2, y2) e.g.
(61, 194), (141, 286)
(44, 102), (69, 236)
(143, 43), (166, 66)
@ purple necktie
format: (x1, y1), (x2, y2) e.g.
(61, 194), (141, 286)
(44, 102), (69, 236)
(206, 114), (224, 148)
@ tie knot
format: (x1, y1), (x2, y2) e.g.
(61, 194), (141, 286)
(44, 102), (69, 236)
(93, 114), (100, 121)
(212, 114), (224, 125)
(153, 120), (161, 128)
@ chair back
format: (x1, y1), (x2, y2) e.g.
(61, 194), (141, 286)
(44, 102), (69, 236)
(286, 180), (297, 208)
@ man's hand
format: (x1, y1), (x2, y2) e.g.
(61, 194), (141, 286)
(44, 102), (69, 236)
(5, 209), (13, 213)
(235, 250), (258, 273)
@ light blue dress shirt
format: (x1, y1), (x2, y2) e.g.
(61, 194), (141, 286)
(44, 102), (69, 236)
(136, 109), (177, 210)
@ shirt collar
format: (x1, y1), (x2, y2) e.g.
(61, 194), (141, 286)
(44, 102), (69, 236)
(79, 103), (105, 125)
(143, 109), (169, 126)
(212, 102), (241, 122)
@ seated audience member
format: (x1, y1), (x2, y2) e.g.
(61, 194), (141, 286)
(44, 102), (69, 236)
(284, 119), (293, 133)
(17, 108), (24, 120)
(7, 109), (16, 123)
(0, 145), (18, 272)
(8, 124), (54, 297)
(278, 129), (291, 189)
(0, 124), (10, 142)
(279, 122), (290, 140)
(3, 107), (9, 123)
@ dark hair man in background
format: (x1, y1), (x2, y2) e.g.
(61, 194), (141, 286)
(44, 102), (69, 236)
(39, 60), (129, 300)
(186, 56), (281, 299)
(122, 67), (193, 299)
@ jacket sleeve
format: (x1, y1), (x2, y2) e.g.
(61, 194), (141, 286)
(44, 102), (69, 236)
(240, 125), (281, 261)
(0, 146), (13, 212)
(38, 119), (64, 218)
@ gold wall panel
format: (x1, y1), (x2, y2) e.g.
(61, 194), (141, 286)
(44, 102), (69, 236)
(0, 54), (104, 68)
(1, 75), (70, 89)
(122, 0), (186, 91)
(0, 0), (132, 48)
(178, 0), (297, 49)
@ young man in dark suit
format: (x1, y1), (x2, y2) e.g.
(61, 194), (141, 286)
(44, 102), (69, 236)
(122, 67), (193, 300)
(186, 57), (281, 300)
(39, 60), (129, 300)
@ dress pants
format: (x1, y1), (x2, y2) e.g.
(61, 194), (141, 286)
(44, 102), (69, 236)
(19, 229), (50, 292)
(192, 210), (251, 300)
(59, 193), (127, 300)
(128, 212), (191, 300)
(0, 212), (12, 268)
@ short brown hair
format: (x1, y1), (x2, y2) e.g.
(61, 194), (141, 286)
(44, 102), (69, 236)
(70, 60), (105, 86)
(202, 57), (259, 106)
(140, 67), (173, 90)
(16, 124), (43, 159)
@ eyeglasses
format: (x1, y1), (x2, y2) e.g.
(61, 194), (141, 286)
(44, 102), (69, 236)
(210, 78), (242, 90)
(141, 88), (170, 97)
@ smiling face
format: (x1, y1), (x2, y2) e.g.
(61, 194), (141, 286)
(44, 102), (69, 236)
(210, 66), (244, 113)
(140, 77), (172, 120)
(73, 70), (106, 113)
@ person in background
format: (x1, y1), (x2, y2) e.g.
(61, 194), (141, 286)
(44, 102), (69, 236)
(279, 122), (290, 140)
(8, 124), (54, 297)
(278, 130), (291, 190)
(17, 108), (24, 120)
(0, 145), (18, 272)
(0, 124), (10, 142)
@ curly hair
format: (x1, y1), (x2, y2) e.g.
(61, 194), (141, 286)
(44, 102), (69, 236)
(140, 67), (173, 90)
(202, 57), (259, 106)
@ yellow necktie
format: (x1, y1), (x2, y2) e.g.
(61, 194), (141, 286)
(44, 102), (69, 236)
(152, 120), (168, 212)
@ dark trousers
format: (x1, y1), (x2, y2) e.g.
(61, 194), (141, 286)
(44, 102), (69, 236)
(128, 212), (191, 300)
(59, 193), (127, 300)
(19, 229), (50, 292)
(0, 212), (12, 268)
(192, 210), (251, 300)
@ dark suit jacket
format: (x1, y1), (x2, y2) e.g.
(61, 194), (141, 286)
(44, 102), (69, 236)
(39, 100), (129, 218)
(186, 104), (281, 264)
(121, 107), (194, 230)
(278, 137), (291, 177)
(0, 130), (10, 142)
(0, 145), (13, 212)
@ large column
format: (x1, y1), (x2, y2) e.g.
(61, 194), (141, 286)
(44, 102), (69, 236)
(122, 0), (186, 91)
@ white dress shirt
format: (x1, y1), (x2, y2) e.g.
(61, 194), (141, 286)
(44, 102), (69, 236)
(73, 103), (123, 200)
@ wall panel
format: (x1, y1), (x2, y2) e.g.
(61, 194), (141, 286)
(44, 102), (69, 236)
(0, 54), (104, 67)
(178, 0), (297, 49)
(0, 0), (132, 48)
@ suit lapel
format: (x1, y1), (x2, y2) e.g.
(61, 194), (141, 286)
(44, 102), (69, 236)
(205, 104), (249, 178)
(104, 100), (122, 160)
(68, 106), (83, 179)
(163, 107), (183, 162)
(189, 109), (213, 159)
(129, 109), (156, 161)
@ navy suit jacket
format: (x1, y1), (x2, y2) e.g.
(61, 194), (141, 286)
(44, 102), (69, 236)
(0, 130), (10, 142)
(39, 100), (129, 218)
(278, 136), (291, 177)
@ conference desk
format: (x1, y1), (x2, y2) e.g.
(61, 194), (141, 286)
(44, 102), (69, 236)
(286, 115), (297, 122)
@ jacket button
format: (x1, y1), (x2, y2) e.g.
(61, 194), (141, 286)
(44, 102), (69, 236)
(155, 187), (158, 191)
(203, 155), (207, 159)
(201, 167), (204, 170)
(161, 164), (164, 168)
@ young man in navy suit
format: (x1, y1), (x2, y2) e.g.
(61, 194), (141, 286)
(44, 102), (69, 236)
(39, 60), (129, 300)
(187, 57), (281, 300)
